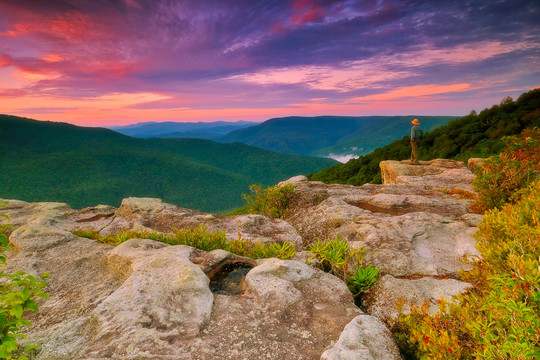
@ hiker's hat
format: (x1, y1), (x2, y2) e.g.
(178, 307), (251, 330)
(412, 119), (419, 125)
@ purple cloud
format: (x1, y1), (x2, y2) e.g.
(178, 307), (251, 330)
(0, 0), (538, 125)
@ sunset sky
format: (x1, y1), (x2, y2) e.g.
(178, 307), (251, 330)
(1, 0), (539, 126)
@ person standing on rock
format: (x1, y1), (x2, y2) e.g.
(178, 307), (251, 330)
(410, 118), (423, 165)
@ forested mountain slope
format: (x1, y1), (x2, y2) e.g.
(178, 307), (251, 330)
(0, 115), (335, 212)
(309, 89), (540, 185)
(220, 115), (455, 157)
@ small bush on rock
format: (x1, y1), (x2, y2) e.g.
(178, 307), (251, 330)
(306, 237), (358, 279)
(306, 236), (380, 294)
(348, 264), (381, 295)
(472, 128), (540, 212)
(235, 183), (296, 218)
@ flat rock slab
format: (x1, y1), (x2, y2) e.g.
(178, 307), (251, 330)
(380, 159), (474, 191)
(282, 177), (481, 277)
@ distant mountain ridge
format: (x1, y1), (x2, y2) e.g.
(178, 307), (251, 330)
(108, 120), (258, 139)
(220, 115), (457, 159)
(0, 115), (335, 212)
(108, 116), (456, 160)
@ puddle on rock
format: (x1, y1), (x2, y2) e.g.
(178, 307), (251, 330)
(208, 262), (253, 295)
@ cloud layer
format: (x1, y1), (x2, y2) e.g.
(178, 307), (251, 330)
(0, 0), (538, 125)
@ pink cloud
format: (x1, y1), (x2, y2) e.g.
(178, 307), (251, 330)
(270, 0), (327, 35)
(0, 1), (537, 128)
(270, 23), (288, 35)
(349, 84), (474, 102)
(0, 54), (12, 67)
(292, 0), (325, 25)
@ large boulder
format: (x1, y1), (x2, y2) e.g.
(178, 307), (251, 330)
(86, 239), (214, 357)
(321, 315), (402, 360)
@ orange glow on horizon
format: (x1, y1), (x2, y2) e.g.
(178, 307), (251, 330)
(2, 91), (471, 127)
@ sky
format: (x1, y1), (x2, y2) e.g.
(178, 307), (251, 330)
(0, 0), (539, 127)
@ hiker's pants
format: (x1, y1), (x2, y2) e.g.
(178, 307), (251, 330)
(410, 141), (419, 164)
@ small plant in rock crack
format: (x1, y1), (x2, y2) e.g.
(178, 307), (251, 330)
(306, 236), (363, 280)
(307, 236), (380, 295)
(347, 264), (380, 295)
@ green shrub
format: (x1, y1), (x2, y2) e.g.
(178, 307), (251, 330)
(393, 180), (540, 359)
(306, 236), (380, 294)
(73, 225), (296, 260)
(238, 183), (296, 218)
(348, 264), (381, 295)
(472, 128), (540, 212)
(306, 237), (357, 279)
(0, 205), (48, 360)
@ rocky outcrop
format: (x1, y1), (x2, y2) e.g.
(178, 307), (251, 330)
(282, 178), (480, 277)
(380, 159), (474, 191)
(1, 199), (398, 359)
(3, 197), (303, 249)
(0, 159), (481, 359)
(281, 160), (480, 326)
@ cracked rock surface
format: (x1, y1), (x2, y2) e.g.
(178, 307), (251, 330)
(1, 201), (398, 359)
(0, 159), (481, 359)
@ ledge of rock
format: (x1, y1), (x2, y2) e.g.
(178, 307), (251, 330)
(380, 159), (474, 191)
(1, 197), (303, 250)
(281, 159), (481, 329)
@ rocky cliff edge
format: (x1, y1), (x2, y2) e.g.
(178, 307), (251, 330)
(0, 159), (481, 359)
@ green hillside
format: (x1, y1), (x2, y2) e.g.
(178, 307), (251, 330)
(220, 116), (455, 157)
(312, 116), (456, 157)
(0, 115), (336, 212)
(309, 89), (540, 185)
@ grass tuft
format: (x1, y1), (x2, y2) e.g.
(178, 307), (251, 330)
(73, 225), (296, 260)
